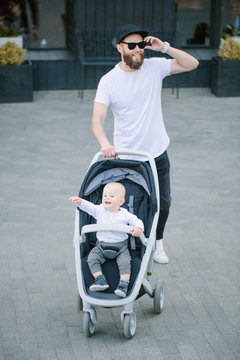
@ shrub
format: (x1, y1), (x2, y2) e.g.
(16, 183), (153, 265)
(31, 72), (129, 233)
(0, 41), (26, 65)
(219, 37), (240, 60)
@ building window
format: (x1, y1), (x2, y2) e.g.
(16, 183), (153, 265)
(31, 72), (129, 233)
(0, 0), (66, 49)
(221, 0), (240, 38)
(176, 0), (211, 47)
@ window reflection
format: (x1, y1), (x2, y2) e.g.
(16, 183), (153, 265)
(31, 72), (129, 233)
(0, 0), (66, 49)
(221, 0), (240, 39)
(177, 0), (210, 47)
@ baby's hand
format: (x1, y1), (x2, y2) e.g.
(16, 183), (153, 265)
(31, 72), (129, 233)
(130, 227), (142, 237)
(68, 196), (82, 206)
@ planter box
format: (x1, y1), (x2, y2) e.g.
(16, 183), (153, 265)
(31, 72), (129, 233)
(0, 36), (23, 48)
(211, 57), (240, 97)
(0, 61), (33, 103)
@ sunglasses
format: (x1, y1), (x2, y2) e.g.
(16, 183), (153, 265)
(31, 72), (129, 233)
(120, 40), (148, 50)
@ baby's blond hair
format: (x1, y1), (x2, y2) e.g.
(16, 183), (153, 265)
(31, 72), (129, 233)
(103, 182), (126, 198)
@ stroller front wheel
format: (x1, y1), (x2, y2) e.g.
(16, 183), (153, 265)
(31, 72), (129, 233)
(123, 312), (137, 339)
(83, 310), (96, 337)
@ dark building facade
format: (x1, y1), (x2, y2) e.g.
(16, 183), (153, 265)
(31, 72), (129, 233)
(20, 0), (239, 90)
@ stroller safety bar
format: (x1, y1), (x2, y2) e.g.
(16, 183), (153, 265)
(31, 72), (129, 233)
(81, 224), (147, 245)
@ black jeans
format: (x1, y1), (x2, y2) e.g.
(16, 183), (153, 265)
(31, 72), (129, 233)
(154, 151), (171, 240)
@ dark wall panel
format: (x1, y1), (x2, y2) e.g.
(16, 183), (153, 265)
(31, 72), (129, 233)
(74, 0), (177, 90)
(66, 0), (75, 53)
(162, 61), (211, 88)
(75, 0), (176, 39)
(83, 60), (211, 90)
(30, 1), (212, 90)
(32, 60), (77, 90)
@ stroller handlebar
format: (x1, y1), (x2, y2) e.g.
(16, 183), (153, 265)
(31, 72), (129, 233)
(81, 224), (147, 245)
(90, 149), (156, 166)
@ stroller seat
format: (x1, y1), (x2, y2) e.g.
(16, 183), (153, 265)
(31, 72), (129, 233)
(80, 238), (145, 299)
(79, 172), (151, 299)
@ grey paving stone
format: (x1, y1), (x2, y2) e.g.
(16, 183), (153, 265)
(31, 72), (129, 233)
(55, 349), (78, 360)
(156, 337), (179, 355)
(0, 88), (239, 359)
(203, 329), (237, 360)
(177, 344), (200, 360)
(68, 337), (93, 360)
(52, 333), (73, 351)
(223, 334), (240, 359)
(21, 349), (41, 360)
(52, 264), (67, 271)
(198, 350), (218, 360)
(163, 355), (184, 360)
(170, 330), (191, 346)
(2, 338), (22, 360)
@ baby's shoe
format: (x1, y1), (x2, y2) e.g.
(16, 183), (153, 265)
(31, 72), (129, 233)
(114, 280), (129, 298)
(89, 274), (109, 291)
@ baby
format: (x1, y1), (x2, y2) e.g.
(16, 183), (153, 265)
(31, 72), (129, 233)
(69, 182), (144, 297)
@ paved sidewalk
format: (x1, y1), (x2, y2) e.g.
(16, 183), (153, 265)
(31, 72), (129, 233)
(0, 88), (239, 360)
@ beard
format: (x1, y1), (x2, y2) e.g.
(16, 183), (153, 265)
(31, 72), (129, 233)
(123, 51), (144, 70)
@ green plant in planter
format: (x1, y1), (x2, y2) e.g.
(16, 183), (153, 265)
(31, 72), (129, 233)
(219, 37), (240, 60)
(0, 28), (19, 37)
(0, 41), (26, 65)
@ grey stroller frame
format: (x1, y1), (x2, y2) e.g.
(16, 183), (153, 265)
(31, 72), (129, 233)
(73, 150), (164, 339)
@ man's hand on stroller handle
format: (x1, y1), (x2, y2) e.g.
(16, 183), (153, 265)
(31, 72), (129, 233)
(101, 144), (118, 159)
(130, 226), (142, 237)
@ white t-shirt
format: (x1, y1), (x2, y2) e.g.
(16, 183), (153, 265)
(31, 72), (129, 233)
(79, 199), (144, 243)
(95, 57), (171, 160)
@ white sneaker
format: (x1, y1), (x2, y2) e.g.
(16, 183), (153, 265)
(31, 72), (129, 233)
(153, 239), (169, 264)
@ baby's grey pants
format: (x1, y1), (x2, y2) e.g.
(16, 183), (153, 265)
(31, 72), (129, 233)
(87, 241), (131, 275)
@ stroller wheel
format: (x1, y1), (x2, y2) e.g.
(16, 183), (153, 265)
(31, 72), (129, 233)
(154, 280), (164, 314)
(123, 312), (137, 339)
(77, 295), (83, 311)
(83, 311), (96, 337)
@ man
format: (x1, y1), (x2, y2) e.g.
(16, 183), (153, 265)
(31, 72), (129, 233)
(91, 24), (199, 263)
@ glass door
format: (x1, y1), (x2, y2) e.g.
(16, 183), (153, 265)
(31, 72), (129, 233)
(176, 0), (211, 47)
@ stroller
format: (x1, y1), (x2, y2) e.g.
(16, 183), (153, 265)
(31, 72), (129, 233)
(73, 150), (164, 339)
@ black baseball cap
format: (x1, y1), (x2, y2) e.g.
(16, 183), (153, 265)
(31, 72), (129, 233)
(116, 24), (148, 44)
